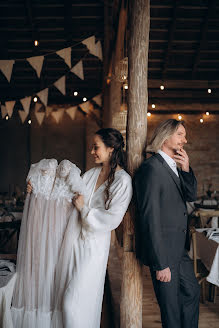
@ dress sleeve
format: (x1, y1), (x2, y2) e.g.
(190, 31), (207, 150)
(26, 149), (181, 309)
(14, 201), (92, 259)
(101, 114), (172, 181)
(80, 175), (133, 233)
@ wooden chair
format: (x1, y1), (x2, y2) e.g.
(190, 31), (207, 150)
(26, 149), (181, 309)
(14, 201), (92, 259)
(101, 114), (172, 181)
(191, 228), (209, 303)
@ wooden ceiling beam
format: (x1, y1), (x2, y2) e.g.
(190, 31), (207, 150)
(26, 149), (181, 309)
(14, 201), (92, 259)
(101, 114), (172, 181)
(148, 79), (219, 89)
(64, 0), (73, 43)
(148, 89), (219, 98)
(192, 0), (217, 76)
(162, 1), (180, 77)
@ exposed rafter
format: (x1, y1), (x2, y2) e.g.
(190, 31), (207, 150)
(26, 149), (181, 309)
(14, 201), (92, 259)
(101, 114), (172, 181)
(25, 0), (39, 53)
(64, 0), (73, 44)
(192, 0), (217, 76)
(162, 1), (179, 77)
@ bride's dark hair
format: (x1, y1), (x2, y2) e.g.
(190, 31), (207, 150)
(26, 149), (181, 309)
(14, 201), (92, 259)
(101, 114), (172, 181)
(95, 128), (126, 210)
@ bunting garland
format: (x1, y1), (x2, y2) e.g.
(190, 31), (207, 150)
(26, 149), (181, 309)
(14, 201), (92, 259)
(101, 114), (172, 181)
(18, 110), (29, 123)
(56, 47), (72, 68)
(0, 60), (15, 82)
(0, 35), (102, 91)
(80, 101), (91, 114)
(34, 103), (43, 112)
(82, 36), (103, 61)
(20, 96), (32, 114)
(35, 112), (45, 126)
(65, 106), (77, 120)
(37, 88), (49, 107)
(1, 105), (7, 118)
(27, 56), (44, 78)
(54, 76), (66, 95)
(51, 108), (65, 123)
(5, 100), (16, 118)
(71, 60), (84, 80)
(45, 106), (53, 117)
(92, 94), (102, 107)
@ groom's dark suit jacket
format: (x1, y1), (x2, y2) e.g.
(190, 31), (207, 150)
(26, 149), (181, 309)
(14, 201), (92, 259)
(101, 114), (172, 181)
(134, 153), (197, 271)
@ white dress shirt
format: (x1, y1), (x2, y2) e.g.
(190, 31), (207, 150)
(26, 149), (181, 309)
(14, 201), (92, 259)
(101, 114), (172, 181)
(157, 150), (179, 177)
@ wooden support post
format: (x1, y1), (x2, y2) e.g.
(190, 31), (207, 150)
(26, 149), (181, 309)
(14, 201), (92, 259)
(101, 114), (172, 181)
(105, 0), (127, 128)
(120, 0), (150, 327)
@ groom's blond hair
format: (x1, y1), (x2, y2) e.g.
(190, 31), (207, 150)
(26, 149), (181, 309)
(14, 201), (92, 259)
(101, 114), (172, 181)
(146, 119), (185, 153)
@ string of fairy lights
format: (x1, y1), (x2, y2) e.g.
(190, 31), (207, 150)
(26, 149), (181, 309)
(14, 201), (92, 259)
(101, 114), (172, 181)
(122, 82), (214, 124)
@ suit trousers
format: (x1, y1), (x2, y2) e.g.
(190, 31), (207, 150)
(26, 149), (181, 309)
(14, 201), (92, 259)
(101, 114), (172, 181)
(149, 251), (200, 328)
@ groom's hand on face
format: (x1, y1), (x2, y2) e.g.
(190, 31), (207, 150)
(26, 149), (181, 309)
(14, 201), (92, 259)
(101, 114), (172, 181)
(156, 267), (171, 282)
(173, 148), (189, 172)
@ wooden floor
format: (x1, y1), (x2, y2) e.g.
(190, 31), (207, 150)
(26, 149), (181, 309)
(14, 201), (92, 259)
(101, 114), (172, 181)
(107, 242), (219, 328)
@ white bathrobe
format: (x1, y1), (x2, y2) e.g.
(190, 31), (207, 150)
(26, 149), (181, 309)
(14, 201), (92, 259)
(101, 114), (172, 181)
(62, 167), (133, 328)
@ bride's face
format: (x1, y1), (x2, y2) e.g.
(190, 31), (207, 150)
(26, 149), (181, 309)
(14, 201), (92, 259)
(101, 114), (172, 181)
(91, 135), (113, 165)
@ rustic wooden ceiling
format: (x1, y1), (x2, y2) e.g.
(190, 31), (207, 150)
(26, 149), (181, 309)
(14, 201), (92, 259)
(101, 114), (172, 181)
(0, 0), (219, 111)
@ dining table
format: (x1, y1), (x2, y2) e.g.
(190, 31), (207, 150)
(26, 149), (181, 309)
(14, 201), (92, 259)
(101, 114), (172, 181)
(190, 228), (219, 288)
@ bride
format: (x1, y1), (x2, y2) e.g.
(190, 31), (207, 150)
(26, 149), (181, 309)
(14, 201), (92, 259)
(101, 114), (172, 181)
(62, 128), (132, 328)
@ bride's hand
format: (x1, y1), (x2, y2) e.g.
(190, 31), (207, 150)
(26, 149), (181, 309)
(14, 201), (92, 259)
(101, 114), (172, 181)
(26, 181), (33, 194)
(72, 193), (84, 211)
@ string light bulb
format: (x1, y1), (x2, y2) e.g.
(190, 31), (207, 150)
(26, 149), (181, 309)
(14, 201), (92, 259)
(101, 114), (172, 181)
(160, 85), (165, 90)
(206, 111), (210, 116)
(74, 91), (78, 96)
(178, 114), (182, 120)
(123, 83), (128, 90)
(28, 119), (31, 124)
(152, 104), (156, 109)
(208, 88), (212, 94)
(200, 118), (204, 123)
(33, 97), (38, 102)
(6, 115), (9, 120)
(83, 97), (87, 102)
(147, 112), (151, 117)
(34, 40), (39, 47)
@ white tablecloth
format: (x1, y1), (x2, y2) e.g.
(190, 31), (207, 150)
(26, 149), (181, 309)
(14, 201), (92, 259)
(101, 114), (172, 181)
(0, 273), (17, 328)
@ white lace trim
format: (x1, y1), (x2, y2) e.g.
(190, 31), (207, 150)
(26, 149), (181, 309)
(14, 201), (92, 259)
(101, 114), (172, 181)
(27, 159), (86, 201)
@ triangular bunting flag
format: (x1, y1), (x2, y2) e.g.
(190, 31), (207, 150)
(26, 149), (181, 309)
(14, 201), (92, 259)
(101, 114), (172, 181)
(5, 100), (16, 117)
(27, 55), (44, 78)
(0, 60), (15, 82)
(65, 106), (77, 120)
(54, 76), (66, 95)
(51, 108), (65, 123)
(35, 112), (45, 126)
(90, 41), (103, 61)
(37, 88), (49, 107)
(92, 94), (102, 107)
(18, 110), (28, 123)
(71, 60), (84, 80)
(45, 106), (53, 117)
(82, 36), (96, 53)
(56, 47), (71, 68)
(20, 96), (31, 114)
(1, 105), (7, 118)
(35, 103), (43, 112)
(80, 101), (91, 114)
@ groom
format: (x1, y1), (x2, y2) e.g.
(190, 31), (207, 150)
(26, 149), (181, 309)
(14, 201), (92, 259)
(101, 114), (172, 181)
(135, 119), (200, 328)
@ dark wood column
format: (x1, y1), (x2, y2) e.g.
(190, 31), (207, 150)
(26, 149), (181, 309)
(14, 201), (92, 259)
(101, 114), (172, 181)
(120, 0), (150, 327)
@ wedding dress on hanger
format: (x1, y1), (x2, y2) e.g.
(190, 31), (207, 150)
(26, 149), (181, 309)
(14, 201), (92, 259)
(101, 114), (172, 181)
(11, 159), (85, 328)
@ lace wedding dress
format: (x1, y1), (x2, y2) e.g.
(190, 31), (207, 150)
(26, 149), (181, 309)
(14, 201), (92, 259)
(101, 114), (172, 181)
(11, 159), (85, 328)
